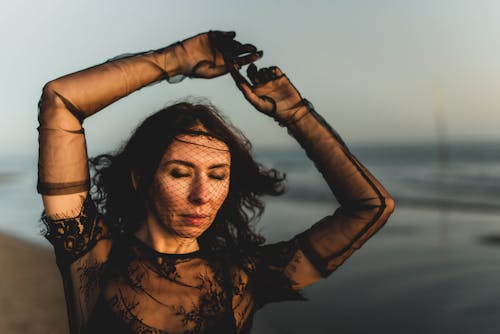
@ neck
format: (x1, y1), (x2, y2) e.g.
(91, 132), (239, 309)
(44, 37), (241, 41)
(134, 219), (200, 254)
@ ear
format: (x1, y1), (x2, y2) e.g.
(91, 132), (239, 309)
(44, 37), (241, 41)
(130, 169), (140, 191)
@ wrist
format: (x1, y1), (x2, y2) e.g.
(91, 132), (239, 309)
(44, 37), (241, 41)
(273, 99), (312, 127)
(151, 42), (189, 82)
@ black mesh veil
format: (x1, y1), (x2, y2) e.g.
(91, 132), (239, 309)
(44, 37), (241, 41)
(38, 32), (394, 334)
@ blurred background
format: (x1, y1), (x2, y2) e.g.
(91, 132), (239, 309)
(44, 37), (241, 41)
(0, 0), (499, 333)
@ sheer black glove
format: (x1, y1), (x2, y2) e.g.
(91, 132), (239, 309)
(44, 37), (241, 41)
(174, 31), (263, 79)
(230, 63), (304, 125)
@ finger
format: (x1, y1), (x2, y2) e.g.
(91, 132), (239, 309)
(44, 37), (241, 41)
(227, 43), (257, 62)
(231, 50), (263, 66)
(269, 66), (283, 78)
(229, 65), (273, 112)
(233, 43), (258, 56)
(258, 68), (273, 83)
(221, 31), (236, 39)
(247, 63), (260, 85)
(229, 65), (257, 101)
(209, 30), (236, 39)
(229, 65), (254, 93)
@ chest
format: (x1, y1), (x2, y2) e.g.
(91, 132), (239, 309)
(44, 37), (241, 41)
(92, 253), (254, 333)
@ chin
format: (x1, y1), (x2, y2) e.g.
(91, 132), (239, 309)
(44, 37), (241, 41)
(172, 224), (210, 239)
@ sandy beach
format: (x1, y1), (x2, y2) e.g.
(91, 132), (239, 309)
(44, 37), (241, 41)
(0, 233), (68, 333)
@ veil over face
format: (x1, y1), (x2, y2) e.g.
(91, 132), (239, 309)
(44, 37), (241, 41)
(146, 133), (231, 240)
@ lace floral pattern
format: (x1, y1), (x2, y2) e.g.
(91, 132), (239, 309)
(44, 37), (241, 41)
(77, 260), (106, 304)
(73, 234), (304, 334)
(41, 196), (111, 265)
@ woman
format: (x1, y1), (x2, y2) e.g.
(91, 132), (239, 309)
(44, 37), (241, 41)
(38, 31), (394, 334)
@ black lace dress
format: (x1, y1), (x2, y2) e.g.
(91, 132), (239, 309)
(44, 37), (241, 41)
(38, 38), (394, 334)
(42, 196), (306, 333)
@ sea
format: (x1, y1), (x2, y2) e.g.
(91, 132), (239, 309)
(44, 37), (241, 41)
(0, 141), (499, 333)
(254, 141), (500, 213)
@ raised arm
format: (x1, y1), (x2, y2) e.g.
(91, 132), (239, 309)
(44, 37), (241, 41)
(230, 64), (395, 289)
(38, 31), (262, 216)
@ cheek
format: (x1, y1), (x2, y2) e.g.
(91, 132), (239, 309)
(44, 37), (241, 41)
(150, 176), (189, 209)
(210, 181), (230, 206)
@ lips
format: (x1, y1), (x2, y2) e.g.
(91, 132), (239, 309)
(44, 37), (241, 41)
(182, 214), (209, 218)
(181, 214), (209, 226)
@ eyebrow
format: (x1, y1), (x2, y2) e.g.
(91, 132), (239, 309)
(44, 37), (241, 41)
(164, 160), (229, 170)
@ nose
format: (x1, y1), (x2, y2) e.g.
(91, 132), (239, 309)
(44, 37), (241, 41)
(188, 174), (210, 205)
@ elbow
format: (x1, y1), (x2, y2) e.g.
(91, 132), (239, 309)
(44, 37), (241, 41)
(38, 80), (82, 128)
(42, 80), (57, 95)
(346, 193), (395, 216)
(40, 79), (68, 109)
(382, 195), (396, 216)
(352, 194), (395, 222)
(38, 80), (60, 120)
(41, 80), (62, 104)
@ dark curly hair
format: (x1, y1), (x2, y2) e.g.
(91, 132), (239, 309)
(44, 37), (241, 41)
(90, 101), (286, 251)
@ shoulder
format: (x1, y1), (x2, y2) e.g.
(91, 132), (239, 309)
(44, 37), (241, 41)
(42, 195), (112, 265)
(215, 238), (300, 276)
(218, 240), (306, 307)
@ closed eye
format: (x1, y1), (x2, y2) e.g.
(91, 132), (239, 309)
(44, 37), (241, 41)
(210, 174), (228, 180)
(170, 169), (191, 178)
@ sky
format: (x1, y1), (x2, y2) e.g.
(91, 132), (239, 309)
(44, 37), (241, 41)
(1, 0), (500, 157)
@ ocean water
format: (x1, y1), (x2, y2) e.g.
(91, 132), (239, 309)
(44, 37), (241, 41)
(0, 154), (44, 244)
(255, 141), (500, 212)
(0, 141), (499, 333)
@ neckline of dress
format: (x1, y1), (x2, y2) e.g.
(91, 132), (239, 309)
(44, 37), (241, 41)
(129, 235), (203, 259)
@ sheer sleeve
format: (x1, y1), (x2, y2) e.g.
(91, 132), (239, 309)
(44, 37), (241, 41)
(277, 100), (395, 284)
(37, 46), (184, 195)
(245, 100), (395, 299)
(229, 63), (395, 307)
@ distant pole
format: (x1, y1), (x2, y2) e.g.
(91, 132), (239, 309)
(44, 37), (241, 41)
(433, 81), (449, 168)
(433, 80), (450, 255)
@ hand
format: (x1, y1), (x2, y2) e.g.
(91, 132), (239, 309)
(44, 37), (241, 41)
(175, 31), (262, 79)
(230, 63), (304, 122)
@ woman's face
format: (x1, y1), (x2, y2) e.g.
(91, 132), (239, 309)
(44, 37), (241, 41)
(147, 134), (231, 239)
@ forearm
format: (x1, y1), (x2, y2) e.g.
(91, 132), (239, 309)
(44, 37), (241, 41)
(37, 44), (183, 195)
(279, 101), (395, 277)
(40, 45), (183, 121)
